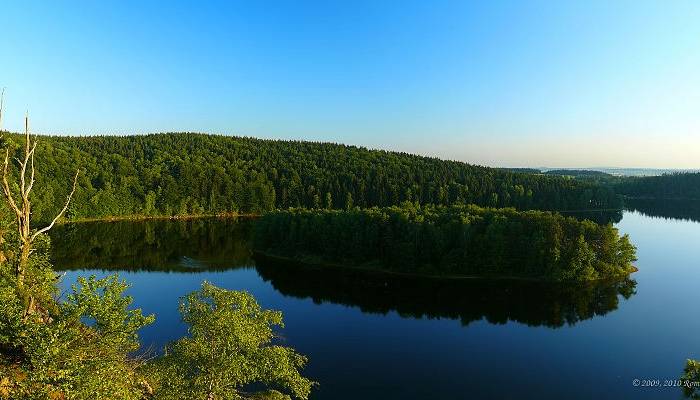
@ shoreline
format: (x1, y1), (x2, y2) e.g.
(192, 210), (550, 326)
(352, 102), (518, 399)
(623, 195), (700, 201)
(253, 250), (638, 284)
(54, 204), (649, 225)
(58, 212), (261, 225)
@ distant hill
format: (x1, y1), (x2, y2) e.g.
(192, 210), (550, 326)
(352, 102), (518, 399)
(498, 168), (542, 175)
(544, 169), (613, 178)
(0, 132), (622, 222)
(541, 167), (700, 177)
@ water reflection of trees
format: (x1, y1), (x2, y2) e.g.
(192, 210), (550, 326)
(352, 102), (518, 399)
(625, 198), (700, 223)
(50, 217), (637, 328)
(50, 218), (254, 272)
(560, 210), (623, 225)
(255, 258), (637, 329)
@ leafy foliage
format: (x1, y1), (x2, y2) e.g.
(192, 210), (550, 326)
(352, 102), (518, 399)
(1, 261), (315, 399)
(683, 359), (700, 399)
(142, 282), (316, 400)
(254, 203), (637, 281)
(0, 273), (154, 399)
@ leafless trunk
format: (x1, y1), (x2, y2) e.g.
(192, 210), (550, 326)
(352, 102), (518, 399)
(0, 88), (5, 264)
(1, 112), (79, 287)
(18, 240), (30, 286)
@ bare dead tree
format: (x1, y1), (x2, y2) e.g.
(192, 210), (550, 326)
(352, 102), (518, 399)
(1, 113), (79, 287)
(0, 88), (5, 264)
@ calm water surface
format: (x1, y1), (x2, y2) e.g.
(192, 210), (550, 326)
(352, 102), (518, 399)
(51, 210), (700, 399)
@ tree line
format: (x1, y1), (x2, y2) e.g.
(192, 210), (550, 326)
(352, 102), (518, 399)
(614, 172), (700, 200)
(253, 203), (638, 282)
(0, 132), (622, 223)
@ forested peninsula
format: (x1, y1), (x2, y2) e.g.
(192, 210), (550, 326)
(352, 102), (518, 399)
(0, 132), (621, 223)
(253, 204), (637, 282)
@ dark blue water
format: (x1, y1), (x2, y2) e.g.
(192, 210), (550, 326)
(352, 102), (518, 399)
(52, 211), (700, 399)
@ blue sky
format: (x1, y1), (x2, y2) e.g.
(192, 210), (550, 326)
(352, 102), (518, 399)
(1, 1), (699, 168)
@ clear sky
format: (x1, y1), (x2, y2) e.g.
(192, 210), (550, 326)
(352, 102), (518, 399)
(1, 1), (699, 168)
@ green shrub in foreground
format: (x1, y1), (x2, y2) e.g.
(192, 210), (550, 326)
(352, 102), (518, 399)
(682, 359), (700, 399)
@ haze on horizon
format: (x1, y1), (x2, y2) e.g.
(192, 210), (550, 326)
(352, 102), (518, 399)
(1, 1), (699, 169)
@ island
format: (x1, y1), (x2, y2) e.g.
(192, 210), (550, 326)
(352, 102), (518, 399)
(254, 203), (637, 282)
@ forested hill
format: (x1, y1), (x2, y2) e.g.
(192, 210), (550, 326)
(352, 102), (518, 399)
(0, 132), (621, 222)
(614, 173), (700, 200)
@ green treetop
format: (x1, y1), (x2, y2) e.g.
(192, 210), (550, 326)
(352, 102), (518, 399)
(143, 282), (316, 400)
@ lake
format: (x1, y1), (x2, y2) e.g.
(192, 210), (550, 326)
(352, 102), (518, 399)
(51, 208), (700, 399)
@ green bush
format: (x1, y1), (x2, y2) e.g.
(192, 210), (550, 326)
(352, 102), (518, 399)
(683, 359), (700, 399)
(141, 282), (316, 400)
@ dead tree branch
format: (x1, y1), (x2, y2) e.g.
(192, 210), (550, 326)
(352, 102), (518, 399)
(1, 111), (80, 286)
(0, 88), (5, 130)
(32, 169), (79, 240)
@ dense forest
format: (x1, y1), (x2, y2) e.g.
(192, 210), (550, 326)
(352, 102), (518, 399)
(254, 204), (637, 282)
(614, 172), (700, 200)
(0, 132), (622, 223)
